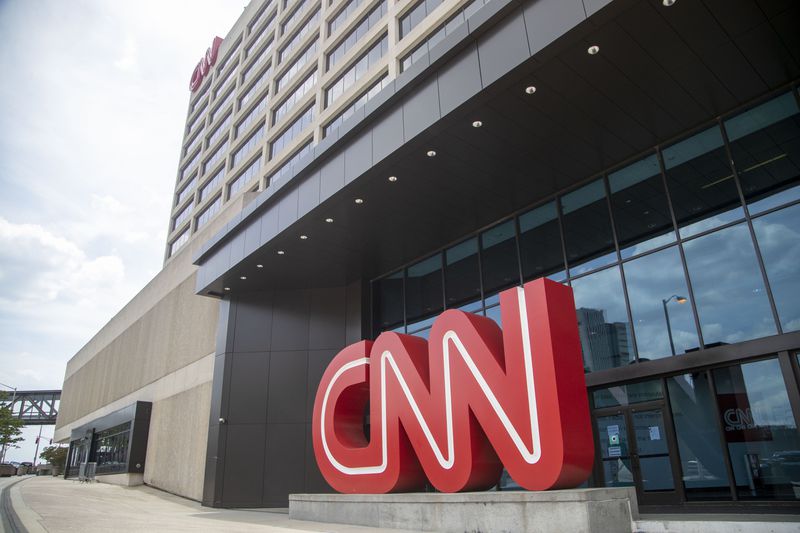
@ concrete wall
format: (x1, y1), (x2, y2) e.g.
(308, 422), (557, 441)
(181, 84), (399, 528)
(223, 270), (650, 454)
(144, 382), (212, 501)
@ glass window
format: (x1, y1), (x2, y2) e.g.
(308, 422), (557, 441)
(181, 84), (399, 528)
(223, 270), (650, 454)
(632, 409), (675, 492)
(662, 125), (744, 238)
(608, 154), (675, 258)
(668, 372), (731, 500)
(373, 271), (403, 333)
(518, 201), (564, 281)
(592, 379), (663, 409)
(752, 203), (800, 332)
(682, 223), (777, 346)
(444, 238), (480, 308)
(712, 358), (800, 500)
(622, 246), (699, 359)
(570, 266), (634, 372)
(560, 179), (616, 276)
(481, 220), (519, 295)
(724, 92), (800, 214)
(405, 254), (443, 322)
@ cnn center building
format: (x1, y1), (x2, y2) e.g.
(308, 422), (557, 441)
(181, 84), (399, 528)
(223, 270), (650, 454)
(55, 0), (800, 516)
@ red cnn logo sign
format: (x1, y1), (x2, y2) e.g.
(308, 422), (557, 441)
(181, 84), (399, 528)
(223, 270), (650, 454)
(189, 37), (223, 92)
(312, 278), (594, 493)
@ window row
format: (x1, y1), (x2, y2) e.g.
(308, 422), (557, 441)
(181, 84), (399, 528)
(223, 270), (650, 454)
(279, 9), (320, 64)
(271, 105), (314, 157)
(229, 157), (262, 198)
(328, 0), (366, 36)
(325, 34), (387, 107)
(207, 111), (232, 147)
(232, 122), (266, 168)
(210, 89), (235, 123)
(323, 72), (389, 137)
(237, 94), (269, 138)
(273, 69), (317, 124)
(200, 166), (225, 202)
(203, 139), (229, 174)
(239, 64), (272, 109)
(327, 0), (387, 71)
(242, 39), (273, 84)
(276, 39), (318, 92)
(268, 140), (312, 187)
(399, 0), (443, 39)
(196, 195), (222, 230)
(400, 0), (487, 72)
(281, 0), (314, 35)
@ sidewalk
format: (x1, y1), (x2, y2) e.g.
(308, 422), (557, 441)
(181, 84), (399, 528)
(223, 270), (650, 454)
(10, 477), (416, 533)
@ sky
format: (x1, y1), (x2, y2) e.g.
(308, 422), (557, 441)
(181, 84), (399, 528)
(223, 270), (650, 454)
(0, 0), (246, 463)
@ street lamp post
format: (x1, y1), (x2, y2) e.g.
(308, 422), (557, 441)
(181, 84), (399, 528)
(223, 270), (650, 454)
(662, 295), (687, 356)
(0, 381), (18, 464)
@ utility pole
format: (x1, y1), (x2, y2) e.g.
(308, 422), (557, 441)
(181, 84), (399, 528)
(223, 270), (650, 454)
(33, 425), (44, 467)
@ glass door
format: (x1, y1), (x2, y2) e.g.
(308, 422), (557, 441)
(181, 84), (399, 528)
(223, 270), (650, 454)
(595, 402), (682, 506)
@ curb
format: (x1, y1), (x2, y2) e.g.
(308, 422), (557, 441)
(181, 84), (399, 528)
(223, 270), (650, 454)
(5, 477), (48, 533)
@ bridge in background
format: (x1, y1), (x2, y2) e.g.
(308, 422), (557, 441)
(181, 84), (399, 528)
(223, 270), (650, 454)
(0, 390), (60, 425)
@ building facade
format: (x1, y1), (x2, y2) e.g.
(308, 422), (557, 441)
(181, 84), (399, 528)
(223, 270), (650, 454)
(56, 0), (800, 516)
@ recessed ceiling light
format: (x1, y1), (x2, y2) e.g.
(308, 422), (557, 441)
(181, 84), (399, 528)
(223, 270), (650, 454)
(300, 234), (308, 240)
(256, 264), (263, 268)
(224, 287), (230, 291)
(662, 0), (675, 5)
(472, 120), (483, 128)
(587, 45), (600, 55)
(277, 250), (285, 255)
(240, 276), (247, 280)
(427, 150), (436, 157)
(388, 175), (397, 182)
(525, 86), (537, 94)
(325, 217), (334, 223)
(354, 198), (364, 204)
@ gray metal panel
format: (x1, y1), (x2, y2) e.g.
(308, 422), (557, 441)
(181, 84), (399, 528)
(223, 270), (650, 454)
(524, 0), (586, 56)
(298, 170), (321, 218)
(308, 287), (347, 350)
(232, 292), (274, 353)
(371, 107), (404, 165)
(467, 0), (512, 33)
(438, 43), (482, 116)
(221, 424), (266, 505)
(304, 422), (331, 493)
(267, 351), (309, 424)
(229, 231), (246, 268)
(429, 17), (470, 65)
(226, 353), (269, 424)
(242, 218), (262, 258)
(277, 188), (299, 232)
(215, 298), (234, 356)
(344, 132), (373, 185)
(364, 79), (396, 117)
(319, 152), (345, 202)
(402, 78), (441, 141)
(259, 207), (279, 246)
(477, 7), (531, 87)
(263, 423), (307, 506)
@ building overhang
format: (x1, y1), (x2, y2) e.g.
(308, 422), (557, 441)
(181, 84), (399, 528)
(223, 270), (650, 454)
(193, 0), (799, 295)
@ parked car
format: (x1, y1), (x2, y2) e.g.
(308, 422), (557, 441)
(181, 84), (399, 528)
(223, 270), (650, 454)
(0, 463), (17, 477)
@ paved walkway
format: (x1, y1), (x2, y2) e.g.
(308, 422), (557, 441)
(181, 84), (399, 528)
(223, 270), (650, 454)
(7, 477), (415, 533)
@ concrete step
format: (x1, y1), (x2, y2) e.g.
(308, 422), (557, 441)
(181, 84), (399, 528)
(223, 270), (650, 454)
(634, 515), (800, 533)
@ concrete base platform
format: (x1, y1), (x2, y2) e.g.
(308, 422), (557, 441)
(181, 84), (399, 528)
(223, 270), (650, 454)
(289, 488), (638, 533)
(96, 473), (143, 487)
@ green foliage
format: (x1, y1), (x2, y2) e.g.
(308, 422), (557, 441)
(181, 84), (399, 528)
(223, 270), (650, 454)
(0, 391), (24, 453)
(39, 445), (68, 468)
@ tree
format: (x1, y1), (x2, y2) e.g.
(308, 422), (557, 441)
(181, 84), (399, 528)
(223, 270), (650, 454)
(0, 392), (24, 461)
(39, 445), (68, 468)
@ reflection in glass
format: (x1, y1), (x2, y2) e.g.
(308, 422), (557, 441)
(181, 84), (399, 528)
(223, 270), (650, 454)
(752, 203), (800, 332)
(667, 372), (731, 500)
(561, 179), (616, 275)
(481, 220), (520, 294)
(712, 358), (800, 500)
(571, 266), (633, 372)
(485, 305), (501, 327)
(373, 270), (403, 333)
(623, 246), (699, 359)
(632, 410), (674, 492)
(682, 223), (776, 345)
(725, 92), (800, 214)
(608, 154), (675, 258)
(518, 201), (564, 281)
(662, 126), (743, 238)
(593, 380), (663, 409)
(444, 238), (480, 308)
(596, 414), (634, 487)
(405, 254), (443, 322)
